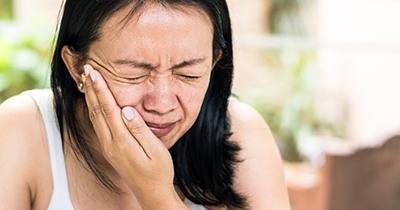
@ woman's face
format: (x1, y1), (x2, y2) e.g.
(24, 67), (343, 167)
(86, 4), (215, 148)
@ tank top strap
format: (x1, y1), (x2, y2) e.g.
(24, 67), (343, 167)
(184, 198), (208, 210)
(22, 89), (74, 210)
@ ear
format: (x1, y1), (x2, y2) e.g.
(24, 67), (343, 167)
(61, 46), (86, 92)
(212, 49), (223, 68)
(61, 45), (84, 89)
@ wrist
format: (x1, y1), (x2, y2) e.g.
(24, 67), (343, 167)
(136, 185), (188, 210)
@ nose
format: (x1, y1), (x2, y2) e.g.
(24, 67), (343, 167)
(143, 77), (178, 115)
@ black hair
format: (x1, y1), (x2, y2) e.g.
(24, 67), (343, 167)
(51, 0), (247, 208)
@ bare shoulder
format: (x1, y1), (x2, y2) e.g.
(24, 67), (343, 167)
(228, 99), (273, 145)
(0, 93), (44, 139)
(228, 99), (291, 210)
(0, 94), (49, 209)
(0, 93), (41, 121)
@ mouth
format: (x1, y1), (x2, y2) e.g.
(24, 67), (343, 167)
(146, 122), (176, 138)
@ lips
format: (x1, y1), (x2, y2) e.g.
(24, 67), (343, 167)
(146, 122), (176, 138)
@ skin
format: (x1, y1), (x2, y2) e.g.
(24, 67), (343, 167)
(0, 3), (291, 210)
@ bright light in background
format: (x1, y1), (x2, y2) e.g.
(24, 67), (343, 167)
(317, 0), (400, 145)
(12, 0), (62, 26)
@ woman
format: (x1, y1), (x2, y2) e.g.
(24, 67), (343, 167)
(0, 0), (290, 209)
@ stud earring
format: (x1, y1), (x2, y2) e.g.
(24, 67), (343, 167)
(78, 82), (84, 91)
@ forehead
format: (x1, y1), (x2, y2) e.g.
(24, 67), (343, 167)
(90, 2), (215, 64)
(100, 3), (214, 41)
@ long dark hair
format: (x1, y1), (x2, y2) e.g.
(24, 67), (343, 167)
(51, 0), (247, 208)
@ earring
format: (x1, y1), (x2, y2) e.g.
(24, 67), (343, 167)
(78, 82), (84, 91)
(81, 73), (87, 84)
(78, 73), (87, 91)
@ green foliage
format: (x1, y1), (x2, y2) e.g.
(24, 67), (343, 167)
(0, 26), (53, 102)
(239, 50), (346, 162)
(247, 0), (346, 162)
(0, 0), (13, 20)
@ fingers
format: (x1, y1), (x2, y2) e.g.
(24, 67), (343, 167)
(84, 65), (125, 133)
(121, 106), (166, 158)
(82, 65), (176, 199)
(83, 65), (151, 152)
(83, 64), (166, 160)
(83, 65), (112, 143)
(83, 64), (128, 150)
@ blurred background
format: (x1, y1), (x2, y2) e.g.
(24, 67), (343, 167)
(1, 0), (400, 209)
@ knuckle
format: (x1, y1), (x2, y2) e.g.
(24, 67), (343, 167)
(128, 121), (145, 134)
(92, 81), (102, 94)
(84, 79), (93, 89)
(89, 104), (102, 122)
(100, 103), (114, 116)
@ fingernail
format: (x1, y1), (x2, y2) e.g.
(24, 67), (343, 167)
(84, 65), (90, 77)
(90, 69), (96, 82)
(122, 107), (135, 121)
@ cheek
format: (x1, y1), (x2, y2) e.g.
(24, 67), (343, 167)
(177, 80), (209, 116)
(107, 82), (146, 107)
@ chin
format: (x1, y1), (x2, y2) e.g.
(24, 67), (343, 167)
(156, 133), (175, 148)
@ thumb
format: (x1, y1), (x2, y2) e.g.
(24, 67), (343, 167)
(121, 106), (164, 152)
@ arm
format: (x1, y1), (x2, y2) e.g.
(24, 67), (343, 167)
(229, 101), (291, 210)
(0, 96), (39, 210)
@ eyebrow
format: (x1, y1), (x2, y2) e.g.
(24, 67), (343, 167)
(114, 57), (207, 71)
(115, 59), (158, 71)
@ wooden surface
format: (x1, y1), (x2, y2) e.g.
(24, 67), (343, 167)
(287, 135), (400, 210)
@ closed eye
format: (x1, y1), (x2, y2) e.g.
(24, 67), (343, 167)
(120, 74), (149, 83)
(124, 75), (148, 80)
(174, 73), (201, 81)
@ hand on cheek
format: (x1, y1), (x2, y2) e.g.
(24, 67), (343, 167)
(82, 64), (184, 209)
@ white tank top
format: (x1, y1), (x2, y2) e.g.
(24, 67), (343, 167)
(24, 89), (206, 210)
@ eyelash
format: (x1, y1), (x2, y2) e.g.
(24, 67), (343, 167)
(124, 75), (149, 83)
(124, 75), (149, 82)
(120, 74), (200, 83)
(175, 74), (201, 81)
